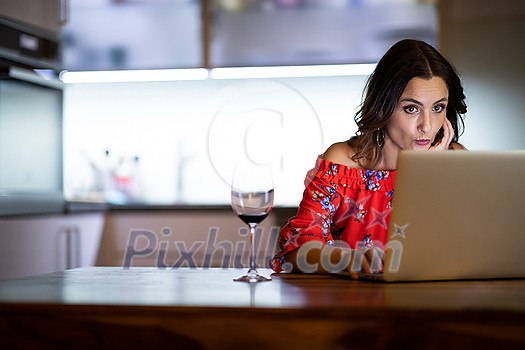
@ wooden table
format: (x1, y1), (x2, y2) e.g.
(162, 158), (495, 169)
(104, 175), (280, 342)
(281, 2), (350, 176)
(1, 267), (525, 349)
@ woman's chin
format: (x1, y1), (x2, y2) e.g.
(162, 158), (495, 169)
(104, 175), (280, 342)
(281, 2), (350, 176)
(410, 145), (432, 151)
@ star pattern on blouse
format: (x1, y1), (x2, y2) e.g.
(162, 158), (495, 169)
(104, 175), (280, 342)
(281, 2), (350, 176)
(392, 223), (409, 239)
(366, 207), (390, 230)
(342, 194), (372, 222)
(283, 229), (301, 249)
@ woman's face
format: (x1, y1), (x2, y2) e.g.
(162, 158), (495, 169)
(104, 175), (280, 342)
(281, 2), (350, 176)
(384, 76), (449, 152)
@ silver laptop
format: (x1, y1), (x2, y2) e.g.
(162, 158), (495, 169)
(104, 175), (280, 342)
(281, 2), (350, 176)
(362, 150), (525, 282)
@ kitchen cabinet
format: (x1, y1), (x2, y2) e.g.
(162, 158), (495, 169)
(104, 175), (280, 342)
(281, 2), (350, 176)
(0, 0), (66, 35)
(0, 2), (63, 70)
(62, 0), (202, 71)
(0, 212), (104, 280)
(209, 0), (438, 67)
(62, 0), (438, 71)
(97, 208), (295, 269)
(0, 68), (64, 216)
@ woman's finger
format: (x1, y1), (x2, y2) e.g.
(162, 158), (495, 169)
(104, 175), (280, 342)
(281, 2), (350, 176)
(443, 119), (455, 146)
(365, 247), (384, 273)
(430, 119), (454, 151)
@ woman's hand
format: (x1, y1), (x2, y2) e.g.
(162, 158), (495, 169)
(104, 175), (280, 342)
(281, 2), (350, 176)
(347, 247), (384, 279)
(429, 118), (455, 151)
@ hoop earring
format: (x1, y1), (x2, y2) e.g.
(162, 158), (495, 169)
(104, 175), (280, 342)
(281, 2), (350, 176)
(376, 128), (385, 148)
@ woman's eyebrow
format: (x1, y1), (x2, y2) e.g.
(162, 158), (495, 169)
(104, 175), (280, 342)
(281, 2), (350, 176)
(400, 97), (448, 105)
(400, 98), (423, 106)
(433, 97), (448, 104)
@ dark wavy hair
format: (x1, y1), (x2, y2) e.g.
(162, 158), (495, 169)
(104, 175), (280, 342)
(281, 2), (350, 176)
(350, 39), (467, 169)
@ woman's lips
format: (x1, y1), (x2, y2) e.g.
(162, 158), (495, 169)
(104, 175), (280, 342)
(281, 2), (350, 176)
(415, 139), (431, 146)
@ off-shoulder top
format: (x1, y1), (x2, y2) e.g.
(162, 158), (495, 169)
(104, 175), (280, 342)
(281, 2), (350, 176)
(270, 157), (396, 272)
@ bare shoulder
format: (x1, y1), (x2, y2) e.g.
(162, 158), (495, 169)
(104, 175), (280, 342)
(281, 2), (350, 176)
(322, 141), (360, 167)
(450, 142), (467, 150)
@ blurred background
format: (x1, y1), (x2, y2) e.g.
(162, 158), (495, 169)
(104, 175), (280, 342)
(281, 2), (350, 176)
(58, 0), (525, 206)
(1, 0), (524, 277)
(62, 0), (441, 206)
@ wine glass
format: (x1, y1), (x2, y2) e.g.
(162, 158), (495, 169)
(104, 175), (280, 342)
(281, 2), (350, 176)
(231, 163), (274, 282)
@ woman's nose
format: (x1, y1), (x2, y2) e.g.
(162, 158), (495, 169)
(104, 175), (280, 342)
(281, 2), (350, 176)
(418, 112), (432, 134)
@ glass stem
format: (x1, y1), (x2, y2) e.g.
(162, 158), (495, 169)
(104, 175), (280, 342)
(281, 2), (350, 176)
(249, 223), (257, 272)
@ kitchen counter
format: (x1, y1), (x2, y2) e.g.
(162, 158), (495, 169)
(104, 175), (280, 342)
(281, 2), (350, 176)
(0, 191), (64, 217)
(0, 195), (107, 217)
(64, 200), (108, 213)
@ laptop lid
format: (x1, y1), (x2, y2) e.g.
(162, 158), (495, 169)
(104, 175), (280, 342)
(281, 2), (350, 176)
(382, 150), (525, 282)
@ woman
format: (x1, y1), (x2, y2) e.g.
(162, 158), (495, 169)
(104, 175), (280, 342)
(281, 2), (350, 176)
(270, 39), (467, 278)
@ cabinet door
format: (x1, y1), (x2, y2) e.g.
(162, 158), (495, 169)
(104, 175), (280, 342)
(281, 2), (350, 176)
(0, 212), (104, 280)
(210, 1), (439, 67)
(62, 0), (202, 70)
(0, 215), (68, 280)
(98, 210), (280, 269)
(0, 0), (65, 34)
(61, 213), (105, 269)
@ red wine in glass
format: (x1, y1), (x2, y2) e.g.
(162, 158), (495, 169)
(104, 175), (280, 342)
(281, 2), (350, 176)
(231, 165), (274, 282)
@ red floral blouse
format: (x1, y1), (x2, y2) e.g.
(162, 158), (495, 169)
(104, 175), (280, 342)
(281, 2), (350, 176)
(270, 157), (396, 272)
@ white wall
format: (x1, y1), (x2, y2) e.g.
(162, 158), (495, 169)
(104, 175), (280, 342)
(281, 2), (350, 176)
(63, 75), (367, 206)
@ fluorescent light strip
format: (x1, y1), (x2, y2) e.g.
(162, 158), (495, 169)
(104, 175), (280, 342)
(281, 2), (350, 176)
(209, 63), (376, 79)
(60, 64), (376, 83)
(60, 68), (209, 83)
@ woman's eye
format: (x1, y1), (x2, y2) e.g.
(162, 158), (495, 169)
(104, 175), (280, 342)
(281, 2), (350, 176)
(403, 105), (418, 114)
(433, 104), (446, 113)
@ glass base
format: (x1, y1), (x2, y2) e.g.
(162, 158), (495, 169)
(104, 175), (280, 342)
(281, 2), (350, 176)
(234, 270), (272, 283)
